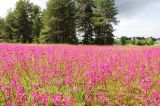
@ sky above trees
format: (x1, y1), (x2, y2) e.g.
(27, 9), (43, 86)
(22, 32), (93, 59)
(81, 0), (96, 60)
(0, 0), (160, 38)
(115, 0), (160, 38)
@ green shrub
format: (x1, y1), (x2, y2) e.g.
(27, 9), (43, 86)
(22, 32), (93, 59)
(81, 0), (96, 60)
(114, 39), (121, 45)
(38, 35), (47, 44)
(147, 37), (154, 45)
(126, 40), (135, 45)
(135, 40), (146, 46)
(120, 36), (126, 45)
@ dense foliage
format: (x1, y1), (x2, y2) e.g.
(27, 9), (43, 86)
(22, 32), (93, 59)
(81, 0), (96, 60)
(147, 37), (154, 45)
(0, 0), (42, 43)
(0, 18), (5, 36)
(45, 0), (77, 43)
(0, 0), (117, 45)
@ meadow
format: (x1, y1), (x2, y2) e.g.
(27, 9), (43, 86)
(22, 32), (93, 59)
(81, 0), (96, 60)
(0, 44), (159, 106)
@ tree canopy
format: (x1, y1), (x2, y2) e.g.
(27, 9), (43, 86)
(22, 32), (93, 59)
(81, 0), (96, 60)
(1, 0), (118, 45)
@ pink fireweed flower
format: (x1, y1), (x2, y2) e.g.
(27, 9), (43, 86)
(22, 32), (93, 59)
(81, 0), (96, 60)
(31, 90), (40, 97)
(69, 96), (76, 106)
(152, 91), (160, 105)
(6, 101), (12, 106)
(87, 93), (94, 103)
(37, 94), (49, 106)
(17, 86), (25, 94)
(17, 94), (27, 104)
(5, 86), (11, 95)
(98, 63), (112, 80)
(0, 83), (3, 88)
(32, 83), (43, 88)
(11, 78), (18, 88)
(140, 78), (152, 92)
(31, 84), (38, 88)
(124, 71), (135, 85)
(38, 75), (47, 80)
(52, 94), (60, 105)
(141, 64), (146, 70)
(62, 98), (68, 106)
(41, 65), (48, 70)
(74, 87), (79, 92)
(52, 69), (61, 76)
(115, 94), (124, 101)
(139, 70), (146, 77)
(85, 70), (97, 85)
(52, 94), (69, 106)
(66, 69), (72, 77)
(38, 83), (43, 88)
(66, 64), (72, 76)
(124, 75), (131, 85)
(31, 90), (40, 105)
(64, 77), (73, 86)
(156, 80), (160, 87)
(139, 64), (150, 77)
(98, 92), (106, 103)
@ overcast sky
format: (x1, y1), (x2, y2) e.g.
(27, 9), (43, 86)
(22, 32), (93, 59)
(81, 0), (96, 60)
(0, 0), (160, 38)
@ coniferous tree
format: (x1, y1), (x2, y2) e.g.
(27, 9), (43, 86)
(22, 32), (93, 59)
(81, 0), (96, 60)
(76, 0), (95, 44)
(45, 0), (77, 43)
(3, 1), (43, 43)
(32, 5), (43, 43)
(3, 10), (17, 42)
(1, 0), (118, 44)
(0, 18), (5, 38)
(13, 0), (33, 43)
(76, 0), (117, 45)
(94, 0), (118, 45)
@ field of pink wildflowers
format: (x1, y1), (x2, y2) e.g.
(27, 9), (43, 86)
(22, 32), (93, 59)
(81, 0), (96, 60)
(0, 44), (159, 106)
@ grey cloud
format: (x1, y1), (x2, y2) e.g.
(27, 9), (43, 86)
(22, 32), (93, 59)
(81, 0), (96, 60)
(115, 0), (160, 18)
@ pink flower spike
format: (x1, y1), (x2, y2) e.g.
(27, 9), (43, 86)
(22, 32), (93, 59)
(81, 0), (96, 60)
(0, 83), (3, 88)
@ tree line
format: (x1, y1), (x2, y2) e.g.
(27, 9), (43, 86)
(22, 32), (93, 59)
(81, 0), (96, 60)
(115, 36), (155, 46)
(0, 0), (118, 45)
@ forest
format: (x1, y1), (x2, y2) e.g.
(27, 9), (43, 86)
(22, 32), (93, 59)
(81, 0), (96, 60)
(0, 0), (118, 45)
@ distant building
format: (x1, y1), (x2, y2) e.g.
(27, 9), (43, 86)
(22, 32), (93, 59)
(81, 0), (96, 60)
(132, 37), (146, 41)
(154, 39), (160, 46)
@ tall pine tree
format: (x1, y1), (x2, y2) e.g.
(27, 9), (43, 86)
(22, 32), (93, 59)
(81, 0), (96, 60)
(32, 5), (43, 43)
(94, 0), (118, 45)
(0, 18), (5, 36)
(14, 0), (33, 43)
(46, 0), (77, 43)
(3, 10), (18, 42)
(76, 0), (95, 44)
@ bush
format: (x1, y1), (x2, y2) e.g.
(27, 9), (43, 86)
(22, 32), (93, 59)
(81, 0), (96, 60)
(126, 40), (135, 45)
(135, 40), (146, 46)
(147, 37), (154, 45)
(114, 39), (121, 45)
(120, 36), (126, 45)
(39, 35), (47, 44)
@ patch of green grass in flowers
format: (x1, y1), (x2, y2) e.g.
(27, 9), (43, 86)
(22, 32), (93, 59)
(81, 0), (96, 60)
(74, 88), (85, 103)
(153, 74), (160, 91)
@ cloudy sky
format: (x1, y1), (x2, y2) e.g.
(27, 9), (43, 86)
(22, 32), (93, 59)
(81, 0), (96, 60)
(0, 0), (160, 38)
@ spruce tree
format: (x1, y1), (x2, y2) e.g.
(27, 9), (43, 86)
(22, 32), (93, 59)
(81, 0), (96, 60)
(0, 18), (5, 36)
(94, 0), (118, 45)
(14, 0), (33, 43)
(76, 0), (95, 44)
(32, 5), (43, 43)
(46, 0), (77, 43)
(3, 10), (17, 42)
